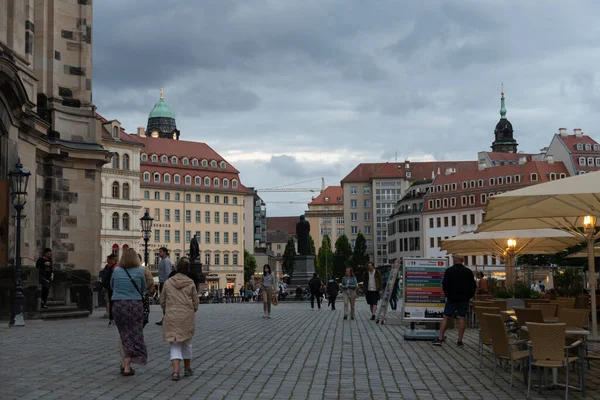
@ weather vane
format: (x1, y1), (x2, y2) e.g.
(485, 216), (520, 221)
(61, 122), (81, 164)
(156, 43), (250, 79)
(501, 82), (504, 96)
(160, 88), (163, 99)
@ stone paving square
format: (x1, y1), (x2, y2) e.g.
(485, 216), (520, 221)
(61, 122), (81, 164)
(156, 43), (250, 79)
(1, 301), (599, 399)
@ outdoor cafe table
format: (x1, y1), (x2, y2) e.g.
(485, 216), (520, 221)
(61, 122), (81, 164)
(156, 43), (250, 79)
(520, 326), (589, 395)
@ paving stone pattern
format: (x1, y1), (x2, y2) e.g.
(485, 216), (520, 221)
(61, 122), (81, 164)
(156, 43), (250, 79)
(1, 301), (599, 399)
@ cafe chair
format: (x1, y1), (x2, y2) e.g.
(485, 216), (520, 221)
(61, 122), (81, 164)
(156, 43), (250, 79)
(474, 306), (501, 368)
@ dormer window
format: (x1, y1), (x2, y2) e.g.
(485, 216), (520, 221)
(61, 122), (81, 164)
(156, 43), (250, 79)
(223, 178), (229, 188)
(112, 126), (119, 139)
(192, 158), (198, 166)
(452, 183), (457, 190)
(151, 154), (158, 163)
(462, 182), (468, 189)
(202, 159), (208, 167)
(211, 160), (217, 168)
(325, 196), (330, 202)
(204, 177), (210, 186)
(588, 157), (594, 166)
(164, 174), (171, 183)
(444, 184), (449, 191)
(506, 176), (512, 184)
(579, 157), (586, 166)
(560, 173), (567, 178)
(183, 157), (189, 165)
(594, 144), (600, 151)
(171, 156), (178, 164)
(161, 155), (168, 164)
(498, 177), (503, 185)
(406, 172), (412, 178)
(337, 196), (342, 201)
(481, 194), (487, 203)
(515, 175), (521, 183)
(143, 172), (150, 182)
(596, 158), (600, 166)
(153, 173), (160, 183)
(195, 176), (201, 185)
(213, 178), (220, 187)
(232, 179), (238, 189)
(442, 198), (448, 208)
(185, 175), (191, 185)
(489, 178), (495, 186)
(450, 197), (456, 207)
(531, 173), (538, 181)
(577, 143), (584, 150)
(470, 180), (475, 188)
(549, 173), (556, 180)
(477, 179), (483, 187)
(174, 175), (181, 184)
(141, 153), (148, 162)
(220, 161), (226, 169)
(585, 144), (592, 151)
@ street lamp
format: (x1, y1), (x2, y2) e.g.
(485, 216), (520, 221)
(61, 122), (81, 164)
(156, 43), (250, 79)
(583, 215), (598, 338)
(321, 221), (329, 279)
(9, 159), (30, 327)
(140, 211), (154, 268)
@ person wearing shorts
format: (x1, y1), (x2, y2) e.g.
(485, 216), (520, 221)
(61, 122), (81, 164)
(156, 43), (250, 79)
(432, 255), (476, 347)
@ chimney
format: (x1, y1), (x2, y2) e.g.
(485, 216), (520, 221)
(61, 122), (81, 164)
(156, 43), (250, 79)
(405, 160), (410, 169)
(137, 126), (145, 136)
(478, 163), (486, 171)
(574, 128), (583, 137)
(519, 156), (527, 165)
(546, 154), (554, 164)
(559, 128), (567, 137)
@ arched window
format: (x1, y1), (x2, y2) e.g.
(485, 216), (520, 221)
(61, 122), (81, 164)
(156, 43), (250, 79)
(210, 160), (217, 168)
(171, 156), (178, 164)
(185, 175), (191, 185)
(112, 126), (119, 138)
(161, 155), (168, 164)
(122, 154), (130, 170)
(232, 179), (238, 189)
(112, 244), (119, 257)
(174, 175), (181, 184)
(223, 178), (229, 188)
(192, 158), (198, 166)
(122, 213), (130, 230)
(588, 157), (594, 166)
(195, 176), (201, 185)
(143, 172), (150, 182)
(112, 213), (120, 229)
(164, 174), (171, 183)
(122, 183), (130, 199)
(204, 177), (210, 186)
(213, 178), (220, 187)
(112, 153), (120, 169)
(141, 153), (147, 162)
(202, 159), (208, 167)
(154, 173), (160, 183)
(183, 157), (189, 165)
(220, 161), (226, 169)
(112, 182), (120, 198)
(151, 154), (158, 163)
(579, 157), (586, 166)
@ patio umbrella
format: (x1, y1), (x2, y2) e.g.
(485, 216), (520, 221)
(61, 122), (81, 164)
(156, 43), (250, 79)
(566, 247), (600, 258)
(440, 229), (581, 286)
(477, 170), (600, 338)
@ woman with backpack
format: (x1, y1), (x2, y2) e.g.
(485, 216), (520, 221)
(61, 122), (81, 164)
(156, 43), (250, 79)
(160, 257), (199, 381)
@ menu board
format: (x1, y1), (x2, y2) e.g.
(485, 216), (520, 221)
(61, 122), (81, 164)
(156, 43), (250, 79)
(402, 257), (449, 321)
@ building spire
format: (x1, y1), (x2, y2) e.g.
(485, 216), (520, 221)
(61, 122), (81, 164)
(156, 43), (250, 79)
(160, 88), (163, 99)
(500, 83), (507, 120)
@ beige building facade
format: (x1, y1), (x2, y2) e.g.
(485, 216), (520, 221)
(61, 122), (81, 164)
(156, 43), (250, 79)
(0, 1), (106, 275)
(305, 186), (344, 254)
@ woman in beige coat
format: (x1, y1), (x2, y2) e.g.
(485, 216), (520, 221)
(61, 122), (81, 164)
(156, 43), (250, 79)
(159, 257), (199, 381)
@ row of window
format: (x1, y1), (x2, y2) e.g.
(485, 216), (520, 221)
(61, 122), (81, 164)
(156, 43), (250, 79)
(320, 228), (345, 236)
(388, 236), (421, 253)
(155, 251), (239, 267)
(111, 212), (132, 230)
(350, 199), (370, 209)
(152, 208), (239, 225)
(575, 143), (600, 151)
(388, 217), (420, 235)
(144, 191), (238, 205)
(350, 226), (371, 235)
(427, 193), (502, 210)
(321, 217), (345, 225)
(154, 230), (239, 245)
(111, 182), (131, 199)
(110, 154), (131, 170)
(349, 185), (371, 195)
(143, 172), (238, 189)
(350, 212), (372, 222)
(577, 157), (600, 167)
(428, 214), (478, 228)
(141, 154), (227, 169)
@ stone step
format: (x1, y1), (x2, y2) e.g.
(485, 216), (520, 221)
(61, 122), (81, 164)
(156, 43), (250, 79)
(46, 300), (66, 306)
(41, 310), (90, 320)
(40, 305), (78, 312)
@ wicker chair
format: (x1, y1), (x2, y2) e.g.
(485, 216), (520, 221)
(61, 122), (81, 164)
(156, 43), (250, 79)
(530, 303), (558, 319)
(558, 308), (589, 329)
(484, 313), (528, 390)
(513, 308), (543, 340)
(557, 297), (577, 309)
(474, 306), (501, 367)
(492, 299), (508, 311)
(526, 322), (583, 400)
(471, 301), (494, 327)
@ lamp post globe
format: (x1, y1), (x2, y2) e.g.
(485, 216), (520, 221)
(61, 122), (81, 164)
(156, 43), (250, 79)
(140, 211), (154, 267)
(8, 160), (30, 327)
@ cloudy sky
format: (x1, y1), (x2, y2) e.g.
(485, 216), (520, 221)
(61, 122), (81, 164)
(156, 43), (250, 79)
(93, 0), (600, 216)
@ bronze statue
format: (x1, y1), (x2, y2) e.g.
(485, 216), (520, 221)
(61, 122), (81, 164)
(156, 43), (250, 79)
(190, 234), (200, 261)
(296, 215), (311, 255)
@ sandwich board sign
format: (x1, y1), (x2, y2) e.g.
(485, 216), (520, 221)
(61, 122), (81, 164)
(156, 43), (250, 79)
(402, 257), (449, 340)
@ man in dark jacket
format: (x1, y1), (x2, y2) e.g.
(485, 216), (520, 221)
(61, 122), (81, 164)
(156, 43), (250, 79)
(308, 273), (322, 309)
(432, 255), (476, 347)
(326, 278), (338, 310)
(36, 248), (53, 309)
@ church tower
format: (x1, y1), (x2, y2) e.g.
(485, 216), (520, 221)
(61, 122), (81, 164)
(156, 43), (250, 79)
(146, 89), (180, 140)
(491, 88), (518, 153)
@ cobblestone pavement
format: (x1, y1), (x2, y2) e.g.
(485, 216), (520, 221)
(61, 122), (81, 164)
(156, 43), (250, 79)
(1, 301), (599, 399)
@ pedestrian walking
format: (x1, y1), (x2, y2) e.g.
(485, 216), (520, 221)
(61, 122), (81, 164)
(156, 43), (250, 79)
(160, 257), (199, 381)
(156, 247), (172, 326)
(260, 264), (275, 318)
(432, 255), (476, 347)
(36, 248), (53, 309)
(390, 277), (400, 311)
(110, 249), (149, 376)
(327, 278), (338, 310)
(308, 273), (322, 309)
(363, 262), (382, 320)
(341, 268), (357, 320)
(101, 253), (118, 324)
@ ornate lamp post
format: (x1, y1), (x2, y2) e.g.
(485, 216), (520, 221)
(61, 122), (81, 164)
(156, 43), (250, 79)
(9, 160), (30, 327)
(583, 215), (598, 338)
(140, 211), (154, 267)
(321, 221), (329, 279)
(505, 238), (517, 289)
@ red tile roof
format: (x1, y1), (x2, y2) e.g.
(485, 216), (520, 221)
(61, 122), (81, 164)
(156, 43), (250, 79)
(484, 152), (536, 163)
(559, 134), (600, 154)
(309, 186), (343, 205)
(571, 155), (600, 172)
(97, 113), (145, 146)
(266, 216), (298, 236)
(341, 161), (478, 183)
(423, 161), (569, 213)
(141, 166), (252, 194)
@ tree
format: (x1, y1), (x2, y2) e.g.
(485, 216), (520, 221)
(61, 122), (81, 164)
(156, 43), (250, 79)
(282, 237), (296, 280)
(309, 235), (316, 255)
(243, 249), (257, 283)
(352, 232), (369, 281)
(317, 235), (334, 279)
(334, 234), (353, 279)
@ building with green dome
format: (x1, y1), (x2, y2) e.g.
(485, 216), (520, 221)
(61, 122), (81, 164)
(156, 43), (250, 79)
(146, 89), (180, 140)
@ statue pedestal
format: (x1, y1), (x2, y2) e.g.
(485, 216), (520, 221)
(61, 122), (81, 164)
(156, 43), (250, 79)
(293, 254), (316, 286)
(190, 261), (205, 283)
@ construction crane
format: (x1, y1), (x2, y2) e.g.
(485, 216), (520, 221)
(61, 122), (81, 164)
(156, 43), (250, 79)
(256, 177), (325, 205)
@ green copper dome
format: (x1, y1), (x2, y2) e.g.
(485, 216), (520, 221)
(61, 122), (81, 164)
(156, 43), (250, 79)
(148, 97), (175, 119)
